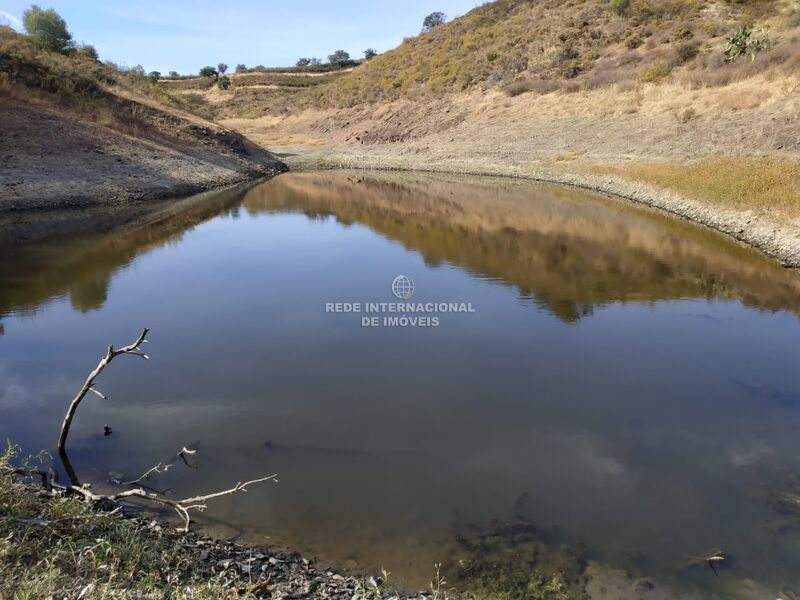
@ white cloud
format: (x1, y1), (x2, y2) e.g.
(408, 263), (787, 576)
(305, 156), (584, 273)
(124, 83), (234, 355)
(0, 11), (21, 28)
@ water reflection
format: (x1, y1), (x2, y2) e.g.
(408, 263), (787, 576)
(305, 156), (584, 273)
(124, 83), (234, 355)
(243, 172), (800, 321)
(0, 182), (252, 319)
(2, 172), (800, 597)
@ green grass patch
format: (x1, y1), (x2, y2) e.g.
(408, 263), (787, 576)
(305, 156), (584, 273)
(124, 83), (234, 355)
(0, 445), (246, 599)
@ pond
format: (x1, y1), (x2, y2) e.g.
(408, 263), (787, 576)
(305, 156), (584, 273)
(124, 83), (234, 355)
(2, 171), (800, 597)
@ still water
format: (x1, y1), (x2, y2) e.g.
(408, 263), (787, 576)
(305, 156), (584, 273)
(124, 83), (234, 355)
(2, 171), (800, 597)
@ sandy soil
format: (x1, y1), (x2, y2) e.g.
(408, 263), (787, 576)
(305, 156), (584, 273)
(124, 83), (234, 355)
(0, 100), (286, 212)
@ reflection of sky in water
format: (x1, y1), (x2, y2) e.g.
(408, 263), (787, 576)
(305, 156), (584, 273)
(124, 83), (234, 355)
(2, 172), (800, 594)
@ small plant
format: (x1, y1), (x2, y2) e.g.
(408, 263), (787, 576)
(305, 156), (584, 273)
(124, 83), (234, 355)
(675, 41), (699, 64)
(75, 43), (98, 61)
(639, 59), (671, 82)
(724, 25), (772, 62)
(625, 33), (643, 49)
(609, 0), (630, 17)
(364, 48), (378, 59)
(217, 74), (230, 90)
(486, 51), (499, 62)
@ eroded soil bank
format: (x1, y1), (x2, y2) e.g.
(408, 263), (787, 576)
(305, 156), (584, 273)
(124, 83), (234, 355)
(0, 101), (286, 212)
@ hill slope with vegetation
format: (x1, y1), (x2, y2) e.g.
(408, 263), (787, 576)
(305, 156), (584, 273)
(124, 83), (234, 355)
(186, 0), (800, 265)
(0, 19), (285, 211)
(323, 0), (799, 101)
(186, 0), (799, 117)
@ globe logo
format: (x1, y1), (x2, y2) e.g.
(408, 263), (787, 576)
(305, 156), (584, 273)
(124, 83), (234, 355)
(391, 275), (415, 300)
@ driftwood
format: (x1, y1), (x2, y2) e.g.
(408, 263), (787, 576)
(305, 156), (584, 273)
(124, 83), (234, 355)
(57, 327), (150, 453)
(33, 327), (278, 531)
(53, 475), (277, 531)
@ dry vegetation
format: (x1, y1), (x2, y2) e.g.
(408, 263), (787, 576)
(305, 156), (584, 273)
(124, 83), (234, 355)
(172, 0), (800, 119)
(0, 25), (210, 121)
(590, 157), (800, 217)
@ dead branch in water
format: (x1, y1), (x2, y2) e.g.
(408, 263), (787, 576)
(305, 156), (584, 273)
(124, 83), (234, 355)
(48, 327), (278, 531)
(57, 327), (150, 453)
(53, 475), (277, 531)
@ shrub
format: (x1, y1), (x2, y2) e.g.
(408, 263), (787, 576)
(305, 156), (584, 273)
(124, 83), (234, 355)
(675, 41), (699, 64)
(75, 43), (98, 61)
(217, 75), (230, 90)
(168, 70), (179, 78)
(364, 48), (377, 59)
(146, 70), (160, 83)
(639, 59), (671, 82)
(487, 51), (499, 62)
(327, 49), (351, 66)
(217, 62), (228, 74)
(609, 0), (630, 17)
(625, 33), (643, 49)
(504, 78), (561, 96)
(199, 65), (217, 78)
(22, 5), (73, 54)
(725, 25), (772, 61)
(422, 11), (447, 31)
(235, 63), (247, 73)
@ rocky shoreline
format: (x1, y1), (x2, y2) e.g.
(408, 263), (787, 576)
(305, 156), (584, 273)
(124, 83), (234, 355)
(123, 512), (425, 600)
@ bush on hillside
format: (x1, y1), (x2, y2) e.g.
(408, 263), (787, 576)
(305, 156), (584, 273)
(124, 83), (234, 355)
(328, 50), (351, 66)
(22, 5), (73, 54)
(609, 0), (630, 16)
(422, 11), (447, 31)
(75, 43), (98, 61)
(218, 74), (230, 89)
(725, 25), (772, 61)
(199, 65), (218, 78)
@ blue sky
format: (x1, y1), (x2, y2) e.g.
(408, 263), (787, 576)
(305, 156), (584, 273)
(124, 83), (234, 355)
(0, 1), (480, 73)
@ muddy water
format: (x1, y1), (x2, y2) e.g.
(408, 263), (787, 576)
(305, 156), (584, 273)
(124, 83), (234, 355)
(2, 171), (800, 597)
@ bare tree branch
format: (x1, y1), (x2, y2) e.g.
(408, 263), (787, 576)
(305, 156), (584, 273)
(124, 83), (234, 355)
(48, 327), (278, 531)
(124, 462), (172, 486)
(57, 327), (149, 453)
(55, 474), (278, 531)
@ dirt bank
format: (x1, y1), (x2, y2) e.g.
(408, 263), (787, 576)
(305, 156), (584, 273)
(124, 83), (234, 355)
(0, 100), (286, 212)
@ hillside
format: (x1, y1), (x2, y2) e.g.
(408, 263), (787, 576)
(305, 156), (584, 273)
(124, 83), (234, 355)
(0, 26), (286, 211)
(178, 0), (799, 118)
(160, 0), (800, 265)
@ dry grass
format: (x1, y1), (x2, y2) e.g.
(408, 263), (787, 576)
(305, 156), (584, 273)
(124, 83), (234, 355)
(593, 157), (800, 217)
